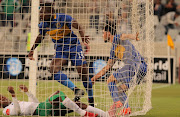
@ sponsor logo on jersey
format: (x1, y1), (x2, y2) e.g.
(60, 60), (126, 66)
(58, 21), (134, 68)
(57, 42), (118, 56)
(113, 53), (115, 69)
(46, 24), (71, 40)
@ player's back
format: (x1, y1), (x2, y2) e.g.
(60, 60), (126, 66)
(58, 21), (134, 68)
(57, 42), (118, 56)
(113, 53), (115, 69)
(110, 35), (144, 65)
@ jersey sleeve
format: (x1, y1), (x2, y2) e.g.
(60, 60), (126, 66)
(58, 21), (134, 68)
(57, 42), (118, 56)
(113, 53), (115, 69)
(25, 92), (39, 103)
(38, 22), (47, 36)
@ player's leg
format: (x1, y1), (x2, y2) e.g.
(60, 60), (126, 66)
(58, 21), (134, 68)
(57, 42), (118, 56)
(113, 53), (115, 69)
(50, 56), (83, 94)
(75, 101), (107, 117)
(70, 44), (94, 106)
(76, 64), (94, 106)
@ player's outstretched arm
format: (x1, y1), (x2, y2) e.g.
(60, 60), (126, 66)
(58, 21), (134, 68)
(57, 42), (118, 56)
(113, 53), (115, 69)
(121, 32), (139, 41)
(7, 86), (20, 115)
(28, 34), (44, 60)
(72, 19), (90, 44)
(19, 85), (39, 103)
(91, 59), (114, 84)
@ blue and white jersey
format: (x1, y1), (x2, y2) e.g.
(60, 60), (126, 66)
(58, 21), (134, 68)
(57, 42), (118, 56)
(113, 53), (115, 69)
(110, 34), (145, 65)
(38, 13), (80, 52)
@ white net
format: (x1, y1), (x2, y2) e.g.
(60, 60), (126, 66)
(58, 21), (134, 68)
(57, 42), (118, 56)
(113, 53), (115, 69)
(0, 0), (154, 116)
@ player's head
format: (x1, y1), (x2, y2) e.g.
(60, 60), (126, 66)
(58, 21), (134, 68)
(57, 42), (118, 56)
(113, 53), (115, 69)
(40, 2), (55, 21)
(0, 94), (11, 108)
(103, 22), (116, 43)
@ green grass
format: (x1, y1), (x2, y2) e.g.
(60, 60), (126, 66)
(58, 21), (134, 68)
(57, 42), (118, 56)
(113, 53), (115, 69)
(0, 80), (180, 117)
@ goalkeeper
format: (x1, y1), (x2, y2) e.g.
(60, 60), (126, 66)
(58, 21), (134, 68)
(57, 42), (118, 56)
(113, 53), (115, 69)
(91, 23), (147, 116)
(1, 85), (107, 117)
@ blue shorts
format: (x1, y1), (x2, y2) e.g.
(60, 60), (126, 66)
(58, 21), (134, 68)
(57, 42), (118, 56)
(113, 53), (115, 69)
(55, 44), (87, 66)
(113, 62), (147, 88)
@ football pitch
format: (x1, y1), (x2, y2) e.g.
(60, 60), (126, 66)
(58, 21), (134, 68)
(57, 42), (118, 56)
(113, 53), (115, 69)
(0, 80), (180, 117)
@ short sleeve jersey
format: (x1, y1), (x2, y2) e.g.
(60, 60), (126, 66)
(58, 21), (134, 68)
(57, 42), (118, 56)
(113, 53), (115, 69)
(110, 35), (144, 64)
(38, 13), (78, 47)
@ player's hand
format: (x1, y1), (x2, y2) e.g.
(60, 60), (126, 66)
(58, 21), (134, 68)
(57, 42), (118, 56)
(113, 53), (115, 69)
(136, 32), (140, 41)
(19, 85), (28, 92)
(28, 51), (35, 61)
(91, 77), (95, 85)
(82, 36), (90, 44)
(8, 86), (15, 95)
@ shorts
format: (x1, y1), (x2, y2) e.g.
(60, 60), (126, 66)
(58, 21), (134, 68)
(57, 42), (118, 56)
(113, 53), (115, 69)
(35, 91), (66, 116)
(113, 61), (147, 88)
(55, 44), (87, 66)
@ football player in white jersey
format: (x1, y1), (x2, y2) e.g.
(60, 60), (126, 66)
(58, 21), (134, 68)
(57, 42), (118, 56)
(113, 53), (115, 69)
(0, 85), (108, 117)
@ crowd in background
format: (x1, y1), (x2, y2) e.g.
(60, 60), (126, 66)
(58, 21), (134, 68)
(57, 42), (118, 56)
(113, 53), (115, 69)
(0, 0), (30, 32)
(0, 0), (180, 40)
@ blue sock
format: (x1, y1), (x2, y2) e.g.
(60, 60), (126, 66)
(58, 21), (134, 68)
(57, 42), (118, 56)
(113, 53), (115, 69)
(108, 82), (121, 102)
(108, 82), (129, 108)
(54, 71), (76, 91)
(119, 92), (129, 108)
(83, 77), (93, 98)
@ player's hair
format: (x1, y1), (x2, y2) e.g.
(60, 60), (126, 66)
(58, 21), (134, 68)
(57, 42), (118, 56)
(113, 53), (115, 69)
(104, 21), (117, 35)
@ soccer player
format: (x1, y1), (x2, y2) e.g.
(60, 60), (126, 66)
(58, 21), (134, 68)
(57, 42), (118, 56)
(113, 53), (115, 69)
(27, 2), (94, 105)
(91, 23), (147, 116)
(0, 85), (108, 117)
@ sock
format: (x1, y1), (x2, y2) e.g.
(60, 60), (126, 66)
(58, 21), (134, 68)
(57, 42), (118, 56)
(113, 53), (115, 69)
(108, 82), (121, 102)
(54, 71), (76, 91)
(62, 97), (86, 116)
(119, 92), (129, 108)
(86, 105), (107, 117)
(83, 77), (94, 98)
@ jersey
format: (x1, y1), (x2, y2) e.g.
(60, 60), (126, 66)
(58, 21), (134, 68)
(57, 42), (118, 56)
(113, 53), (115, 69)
(110, 34), (145, 65)
(38, 13), (86, 66)
(38, 13), (80, 52)
(110, 35), (147, 86)
(3, 101), (39, 116)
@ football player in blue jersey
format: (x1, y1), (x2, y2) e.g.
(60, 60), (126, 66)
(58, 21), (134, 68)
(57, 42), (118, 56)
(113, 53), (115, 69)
(91, 22), (147, 116)
(28, 2), (94, 106)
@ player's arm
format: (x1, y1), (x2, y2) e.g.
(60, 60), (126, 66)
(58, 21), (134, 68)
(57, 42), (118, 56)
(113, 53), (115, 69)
(7, 86), (20, 115)
(19, 85), (39, 103)
(72, 19), (90, 44)
(91, 59), (115, 84)
(121, 32), (139, 41)
(28, 34), (44, 60)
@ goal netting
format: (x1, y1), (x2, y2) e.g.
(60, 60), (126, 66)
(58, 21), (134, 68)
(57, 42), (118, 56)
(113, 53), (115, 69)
(0, 0), (154, 116)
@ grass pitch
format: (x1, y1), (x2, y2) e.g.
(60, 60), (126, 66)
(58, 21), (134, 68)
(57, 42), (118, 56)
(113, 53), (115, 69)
(0, 80), (180, 117)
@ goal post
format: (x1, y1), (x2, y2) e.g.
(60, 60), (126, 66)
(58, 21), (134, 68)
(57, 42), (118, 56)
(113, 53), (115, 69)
(28, 0), (40, 100)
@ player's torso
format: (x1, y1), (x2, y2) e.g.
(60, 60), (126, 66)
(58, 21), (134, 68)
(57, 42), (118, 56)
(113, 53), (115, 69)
(112, 35), (143, 64)
(42, 13), (78, 44)
(3, 101), (39, 116)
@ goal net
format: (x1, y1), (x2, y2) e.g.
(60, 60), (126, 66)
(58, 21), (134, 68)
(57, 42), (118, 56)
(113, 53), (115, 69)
(0, 0), (154, 116)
